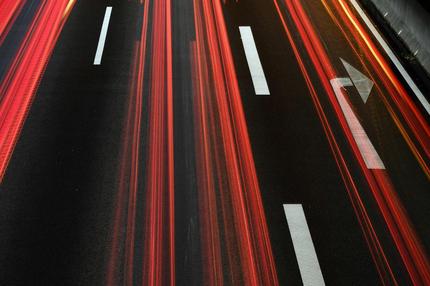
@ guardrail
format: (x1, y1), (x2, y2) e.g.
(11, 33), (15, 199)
(365, 0), (430, 76)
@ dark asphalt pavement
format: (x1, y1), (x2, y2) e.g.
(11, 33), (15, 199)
(0, 0), (429, 285)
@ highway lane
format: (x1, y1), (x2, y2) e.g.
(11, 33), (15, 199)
(0, 0), (429, 285)
(0, 0), (140, 284)
(222, 1), (384, 285)
(307, 0), (430, 262)
(221, 0), (430, 284)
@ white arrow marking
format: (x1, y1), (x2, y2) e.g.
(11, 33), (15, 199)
(331, 78), (385, 169)
(340, 58), (374, 103)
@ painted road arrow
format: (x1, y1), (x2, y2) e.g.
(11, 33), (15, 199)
(340, 58), (374, 103)
(330, 77), (385, 169)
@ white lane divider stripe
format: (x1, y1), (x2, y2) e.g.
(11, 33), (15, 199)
(283, 204), (326, 286)
(239, 26), (270, 95)
(350, 0), (430, 115)
(331, 78), (385, 169)
(94, 6), (112, 65)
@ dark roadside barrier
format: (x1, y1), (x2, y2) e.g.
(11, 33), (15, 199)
(363, 0), (430, 76)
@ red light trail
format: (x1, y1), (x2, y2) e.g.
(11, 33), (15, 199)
(0, 0), (76, 182)
(3, 0), (427, 284)
(107, 0), (279, 284)
(326, 0), (430, 178)
(273, 0), (430, 284)
(143, 0), (175, 283)
(0, 0), (26, 45)
(191, 0), (279, 284)
(107, 0), (175, 284)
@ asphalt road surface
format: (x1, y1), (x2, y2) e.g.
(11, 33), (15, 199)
(1, 0), (430, 285)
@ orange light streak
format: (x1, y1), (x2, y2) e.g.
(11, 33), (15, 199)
(329, 0), (430, 177)
(335, 0), (430, 139)
(318, 0), (430, 179)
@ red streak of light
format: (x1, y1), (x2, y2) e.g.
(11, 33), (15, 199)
(191, 0), (279, 284)
(272, 1), (397, 284)
(329, 1), (430, 283)
(330, 0), (430, 177)
(0, 0), (76, 182)
(191, 22), (224, 284)
(0, 0), (26, 45)
(142, 0), (175, 284)
(107, 1), (149, 285)
(275, 0), (430, 284)
(107, 1), (175, 284)
(318, 0), (430, 178)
